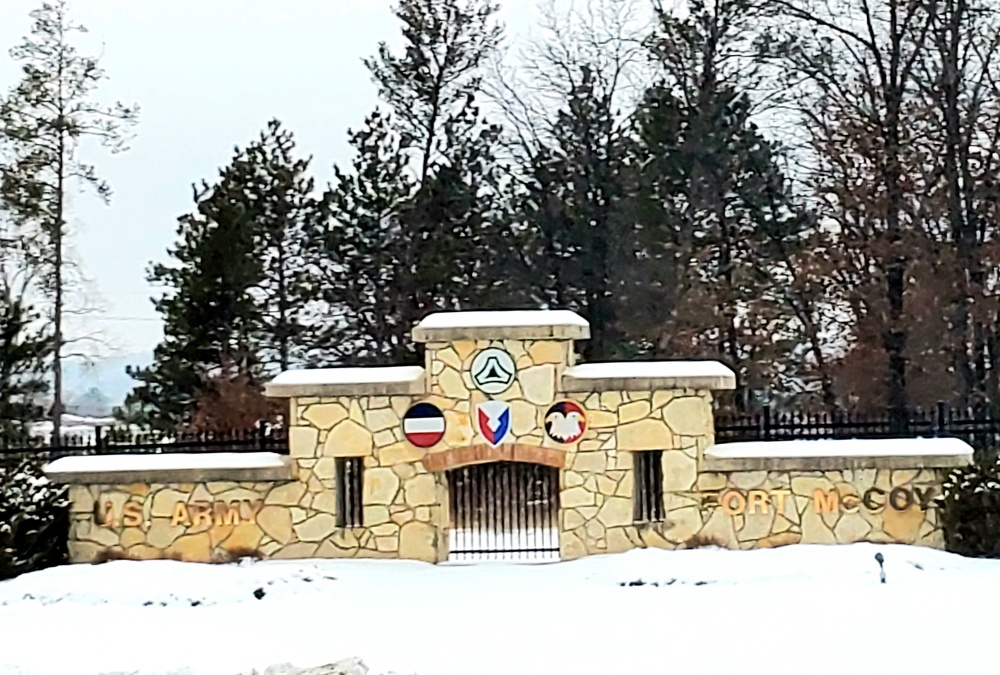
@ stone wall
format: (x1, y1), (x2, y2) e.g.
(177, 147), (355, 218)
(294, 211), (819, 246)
(556, 389), (714, 559)
(54, 309), (967, 564)
(691, 468), (946, 549)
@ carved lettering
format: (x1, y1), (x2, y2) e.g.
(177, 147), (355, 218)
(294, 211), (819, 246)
(889, 487), (913, 511)
(841, 494), (860, 514)
(171, 502), (192, 527)
(122, 501), (144, 528)
(191, 502), (214, 527)
(813, 489), (839, 514)
(914, 487), (935, 510)
(214, 501), (241, 526)
(244, 500), (264, 525)
(720, 489), (746, 515)
(771, 489), (791, 515)
(747, 490), (769, 515)
(863, 487), (885, 513)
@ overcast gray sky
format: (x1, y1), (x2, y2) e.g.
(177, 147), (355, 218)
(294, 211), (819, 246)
(0, 0), (546, 358)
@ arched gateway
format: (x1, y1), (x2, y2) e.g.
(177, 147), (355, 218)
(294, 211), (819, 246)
(47, 309), (968, 565)
(427, 444), (566, 561)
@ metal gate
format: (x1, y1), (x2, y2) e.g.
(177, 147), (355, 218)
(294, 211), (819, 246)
(447, 461), (560, 561)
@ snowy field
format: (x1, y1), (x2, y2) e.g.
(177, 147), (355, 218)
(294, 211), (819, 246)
(2, 543), (999, 674)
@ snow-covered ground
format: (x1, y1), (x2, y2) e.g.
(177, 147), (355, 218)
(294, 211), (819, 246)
(1, 544), (998, 674)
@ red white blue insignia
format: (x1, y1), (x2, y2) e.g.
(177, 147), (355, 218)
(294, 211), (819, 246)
(544, 400), (587, 444)
(476, 401), (512, 447)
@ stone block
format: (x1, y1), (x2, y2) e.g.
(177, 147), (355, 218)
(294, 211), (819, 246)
(662, 396), (711, 436)
(266, 482), (307, 506)
(662, 451), (697, 491)
(364, 408), (399, 433)
(799, 507), (837, 544)
(289, 426), (320, 458)
(223, 522), (263, 551)
(588, 410), (618, 429)
(272, 542), (320, 560)
(120, 527), (145, 549)
(68, 540), (102, 563)
(560, 531), (587, 559)
(146, 520), (185, 548)
(596, 497), (632, 528)
(883, 504), (924, 542)
(363, 505), (390, 525)
(439, 367), (469, 399)
(564, 509), (586, 530)
(521, 364), (556, 405)
(166, 533), (212, 562)
(312, 458), (336, 481)
(364, 468), (400, 505)
(258, 506), (294, 545)
(302, 403), (349, 430)
(833, 513), (872, 543)
(664, 506), (703, 544)
(511, 400), (538, 436)
(312, 491), (337, 514)
(323, 419), (374, 457)
(295, 514), (338, 542)
(758, 532), (801, 548)
(404, 474), (437, 507)
(600, 392), (623, 410)
(562, 486), (596, 508)
(572, 451), (608, 473)
(373, 430), (396, 448)
(151, 489), (188, 518)
(380, 443), (425, 466)
(399, 521), (438, 562)
(528, 341), (564, 364)
(617, 418), (674, 450)
(605, 527), (634, 554)
(619, 400), (651, 424)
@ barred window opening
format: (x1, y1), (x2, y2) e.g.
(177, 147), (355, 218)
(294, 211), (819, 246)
(336, 457), (364, 528)
(633, 450), (664, 524)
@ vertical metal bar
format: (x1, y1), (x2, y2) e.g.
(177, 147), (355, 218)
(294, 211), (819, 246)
(465, 468), (472, 559)
(504, 463), (513, 559)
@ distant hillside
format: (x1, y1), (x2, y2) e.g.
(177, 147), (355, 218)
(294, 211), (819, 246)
(62, 351), (152, 414)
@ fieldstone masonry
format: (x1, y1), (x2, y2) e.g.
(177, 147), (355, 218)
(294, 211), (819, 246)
(46, 309), (973, 564)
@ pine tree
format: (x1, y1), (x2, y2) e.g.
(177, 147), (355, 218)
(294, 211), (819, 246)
(0, 0), (138, 440)
(123, 123), (322, 430)
(313, 110), (415, 364)
(315, 0), (511, 363)
(123, 160), (264, 430)
(0, 241), (50, 446)
(231, 120), (325, 371)
(516, 66), (634, 360)
(631, 0), (819, 407)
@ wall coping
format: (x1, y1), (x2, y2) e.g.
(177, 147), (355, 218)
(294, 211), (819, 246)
(703, 437), (974, 472)
(265, 365), (426, 398)
(561, 361), (736, 392)
(412, 309), (590, 342)
(44, 452), (294, 485)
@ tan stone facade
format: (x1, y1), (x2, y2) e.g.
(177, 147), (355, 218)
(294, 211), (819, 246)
(47, 310), (973, 564)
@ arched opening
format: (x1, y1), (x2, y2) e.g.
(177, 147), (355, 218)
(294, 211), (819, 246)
(446, 460), (560, 562)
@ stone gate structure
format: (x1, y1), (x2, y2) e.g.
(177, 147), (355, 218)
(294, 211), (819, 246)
(47, 310), (973, 563)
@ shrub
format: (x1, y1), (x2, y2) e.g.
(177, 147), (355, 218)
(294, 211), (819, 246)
(0, 455), (69, 580)
(939, 456), (1000, 558)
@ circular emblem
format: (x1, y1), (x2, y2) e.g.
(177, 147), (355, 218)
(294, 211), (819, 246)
(470, 347), (516, 394)
(544, 400), (587, 444)
(402, 402), (446, 448)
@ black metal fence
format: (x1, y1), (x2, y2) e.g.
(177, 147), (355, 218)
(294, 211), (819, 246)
(716, 402), (1000, 462)
(0, 422), (288, 466)
(447, 461), (560, 561)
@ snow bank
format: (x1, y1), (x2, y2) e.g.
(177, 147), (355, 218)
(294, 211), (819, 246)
(2, 544), (999, 675)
